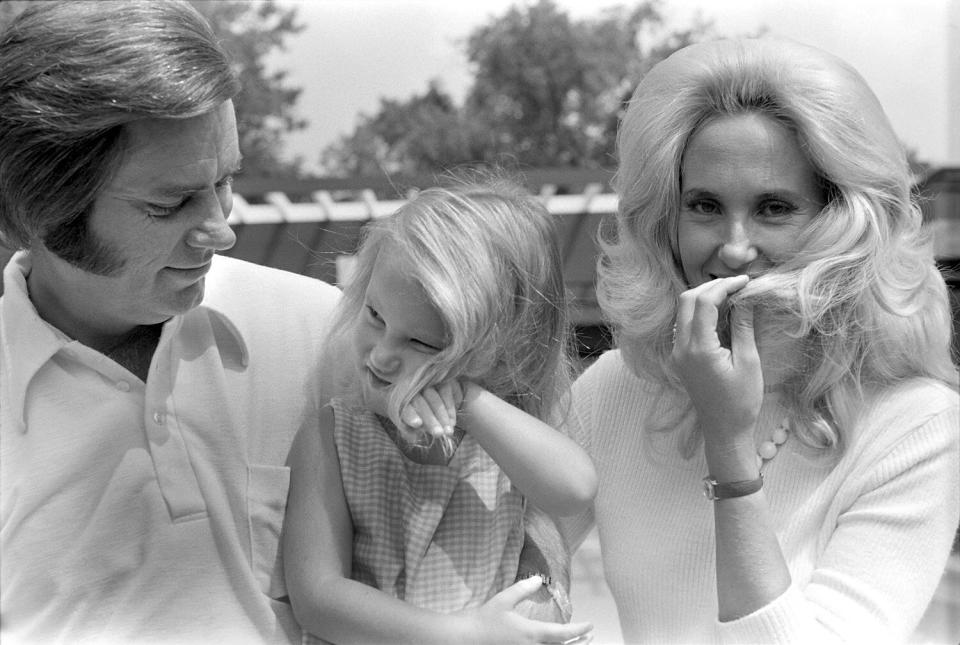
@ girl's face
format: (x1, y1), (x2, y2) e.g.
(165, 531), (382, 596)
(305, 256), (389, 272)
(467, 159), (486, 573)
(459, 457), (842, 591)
(677, 112), (825, 287)
(352, 247), (448, 417)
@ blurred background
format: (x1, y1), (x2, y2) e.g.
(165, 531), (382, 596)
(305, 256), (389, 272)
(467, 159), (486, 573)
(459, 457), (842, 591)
(0, 1), (957, 642)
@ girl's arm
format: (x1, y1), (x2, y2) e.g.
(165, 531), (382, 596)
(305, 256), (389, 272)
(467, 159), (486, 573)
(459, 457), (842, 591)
(282, 406), (593, 645)
(458, 384), (597, 518)
(400, 382), (597, 518)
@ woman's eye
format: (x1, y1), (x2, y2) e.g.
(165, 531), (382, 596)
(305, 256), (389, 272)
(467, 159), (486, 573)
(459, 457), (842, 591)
(759, 200), (796, 218)
(687, 199), (720, 216)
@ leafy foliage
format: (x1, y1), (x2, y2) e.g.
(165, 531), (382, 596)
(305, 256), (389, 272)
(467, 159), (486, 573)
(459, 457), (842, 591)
(321, 0), (714, 177)
(190, 0), (307, 177)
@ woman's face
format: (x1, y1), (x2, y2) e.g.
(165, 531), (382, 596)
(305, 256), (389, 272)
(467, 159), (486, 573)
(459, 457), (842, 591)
(676, 112), (825, 287)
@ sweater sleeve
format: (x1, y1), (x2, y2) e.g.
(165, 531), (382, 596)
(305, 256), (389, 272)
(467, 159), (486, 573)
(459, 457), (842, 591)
(718, 397), (960, 644)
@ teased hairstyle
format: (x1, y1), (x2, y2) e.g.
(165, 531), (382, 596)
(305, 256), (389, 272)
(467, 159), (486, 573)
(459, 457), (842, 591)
(0, 0), (239, 265)
(601, 37), (957, 452)
(331, 172), (573, 444)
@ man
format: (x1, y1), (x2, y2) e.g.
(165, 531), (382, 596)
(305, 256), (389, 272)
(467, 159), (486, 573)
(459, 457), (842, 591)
(0, 2), (340, 642)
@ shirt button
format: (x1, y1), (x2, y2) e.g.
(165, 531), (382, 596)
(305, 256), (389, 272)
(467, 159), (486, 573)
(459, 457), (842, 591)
(116, 380), (130, 392)
(153, 411), (165, 424)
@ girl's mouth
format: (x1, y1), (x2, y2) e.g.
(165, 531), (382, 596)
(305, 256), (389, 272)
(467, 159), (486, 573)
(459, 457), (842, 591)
(365, 366), (392, 389)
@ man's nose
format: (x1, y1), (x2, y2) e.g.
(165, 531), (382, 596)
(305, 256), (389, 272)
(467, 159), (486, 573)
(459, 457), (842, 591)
(187, 191), (236, 251)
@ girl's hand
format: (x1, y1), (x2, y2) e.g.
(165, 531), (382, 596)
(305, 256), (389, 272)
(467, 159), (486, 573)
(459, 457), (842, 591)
(455, 576), (593, 644)
(672, 276), (763, 459)
(399, 380), (464, 438)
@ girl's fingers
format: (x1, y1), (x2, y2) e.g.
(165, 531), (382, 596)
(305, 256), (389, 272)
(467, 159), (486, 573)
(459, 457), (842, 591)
(437, 382), (460, 430)
(420, 388), (449, 430)
(399, 403), (422, 429)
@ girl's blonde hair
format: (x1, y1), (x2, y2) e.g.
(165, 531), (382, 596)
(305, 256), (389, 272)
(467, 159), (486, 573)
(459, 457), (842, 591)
(601, 37), (957, 453)
(333, 171), (572, 443)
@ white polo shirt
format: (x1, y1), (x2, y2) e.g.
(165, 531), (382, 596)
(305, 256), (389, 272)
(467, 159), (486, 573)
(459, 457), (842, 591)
(1, 252), (341, 644)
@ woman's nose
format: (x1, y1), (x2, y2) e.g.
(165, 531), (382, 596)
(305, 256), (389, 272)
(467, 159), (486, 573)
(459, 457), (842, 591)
(187, 192), (237, 251)
(717, 221), (758, 270)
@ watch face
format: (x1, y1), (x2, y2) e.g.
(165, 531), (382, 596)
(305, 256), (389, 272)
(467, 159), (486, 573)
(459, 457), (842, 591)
(702, 477), (718, 500)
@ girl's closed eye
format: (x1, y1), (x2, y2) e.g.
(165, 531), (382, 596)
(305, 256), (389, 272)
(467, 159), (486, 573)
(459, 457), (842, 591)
(411, 337), (443, 354)
(365, 305), (384, 326)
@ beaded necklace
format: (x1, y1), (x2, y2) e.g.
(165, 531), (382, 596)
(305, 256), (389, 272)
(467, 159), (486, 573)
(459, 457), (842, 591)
(757, 418), (790, 471)
(757, 384), (790, 471)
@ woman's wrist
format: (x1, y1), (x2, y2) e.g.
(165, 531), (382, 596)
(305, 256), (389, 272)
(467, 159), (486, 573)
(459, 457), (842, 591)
(703, 433), (759, 482)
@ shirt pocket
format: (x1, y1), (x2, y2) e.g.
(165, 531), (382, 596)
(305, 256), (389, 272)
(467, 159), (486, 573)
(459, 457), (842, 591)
(247, 464), (290, 599)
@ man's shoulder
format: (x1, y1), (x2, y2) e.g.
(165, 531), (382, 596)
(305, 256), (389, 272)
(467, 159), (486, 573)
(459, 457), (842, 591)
(205, 255), (340, 309)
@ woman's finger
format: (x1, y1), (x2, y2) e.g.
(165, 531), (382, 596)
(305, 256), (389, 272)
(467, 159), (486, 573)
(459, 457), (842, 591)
(682, 276), (750, 349)
(729, 301), (760, 367)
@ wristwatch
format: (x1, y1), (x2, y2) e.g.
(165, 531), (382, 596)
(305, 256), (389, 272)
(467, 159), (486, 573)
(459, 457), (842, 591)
(519, 572), (573, 622)
(702, 473), (763, 500)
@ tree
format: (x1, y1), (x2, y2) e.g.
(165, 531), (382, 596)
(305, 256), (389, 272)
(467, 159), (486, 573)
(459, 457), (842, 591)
(320, 81), (482, 177)
(190, 0), (307, 178)
(321, 0), (714, 177)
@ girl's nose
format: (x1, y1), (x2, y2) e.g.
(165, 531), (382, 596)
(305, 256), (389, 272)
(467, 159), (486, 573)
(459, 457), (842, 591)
(369, 342), (401, 375)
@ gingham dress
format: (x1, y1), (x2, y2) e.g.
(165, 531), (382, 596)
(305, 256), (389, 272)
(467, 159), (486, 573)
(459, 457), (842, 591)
(330, 397), (525, 612)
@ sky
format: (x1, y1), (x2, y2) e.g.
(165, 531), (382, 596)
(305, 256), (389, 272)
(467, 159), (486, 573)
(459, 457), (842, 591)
(269, 0), (960, 174)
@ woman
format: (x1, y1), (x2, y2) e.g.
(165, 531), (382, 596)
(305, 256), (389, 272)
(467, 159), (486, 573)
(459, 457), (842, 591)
(562, 38), (959, 643)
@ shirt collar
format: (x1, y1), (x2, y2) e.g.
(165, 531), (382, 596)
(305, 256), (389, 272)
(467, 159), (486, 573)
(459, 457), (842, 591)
(2, 252), (68, 433)
(1, 251), (249, 434)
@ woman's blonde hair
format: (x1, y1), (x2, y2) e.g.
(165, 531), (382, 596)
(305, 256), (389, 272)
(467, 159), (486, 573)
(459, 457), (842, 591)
(601, 38), (957, 452)
(332, 171), (572, 444)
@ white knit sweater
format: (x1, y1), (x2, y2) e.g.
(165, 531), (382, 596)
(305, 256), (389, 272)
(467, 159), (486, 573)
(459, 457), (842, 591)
(561, 350), (959, 644)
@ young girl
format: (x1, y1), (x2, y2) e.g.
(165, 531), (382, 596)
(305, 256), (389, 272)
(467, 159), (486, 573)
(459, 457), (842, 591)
(283, 176), (597, 645)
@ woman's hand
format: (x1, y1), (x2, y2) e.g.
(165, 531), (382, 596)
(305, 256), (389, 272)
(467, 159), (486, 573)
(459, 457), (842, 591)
(672, 275), (763, 476)
(455, 577), (593, 645)
(398, 380), (465, 438)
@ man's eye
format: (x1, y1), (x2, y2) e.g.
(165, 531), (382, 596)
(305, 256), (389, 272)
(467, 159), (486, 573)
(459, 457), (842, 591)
(144, 201), (185, 218)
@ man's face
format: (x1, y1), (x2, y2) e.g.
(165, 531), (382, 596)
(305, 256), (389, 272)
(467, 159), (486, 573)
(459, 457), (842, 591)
(31, 100), (241, 334)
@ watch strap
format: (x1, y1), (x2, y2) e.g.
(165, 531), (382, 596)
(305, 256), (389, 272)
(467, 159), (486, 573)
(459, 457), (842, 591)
(703, 473), (763, 500)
